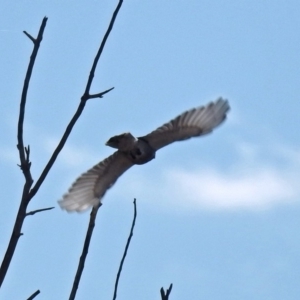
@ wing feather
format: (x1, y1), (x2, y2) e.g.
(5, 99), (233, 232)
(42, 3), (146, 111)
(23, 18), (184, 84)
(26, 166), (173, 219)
(58, 151), (133, 212)
(141, 98), (229, 150)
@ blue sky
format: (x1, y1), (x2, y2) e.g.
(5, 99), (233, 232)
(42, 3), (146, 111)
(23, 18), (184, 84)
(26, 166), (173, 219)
(1, 1), (300, 299)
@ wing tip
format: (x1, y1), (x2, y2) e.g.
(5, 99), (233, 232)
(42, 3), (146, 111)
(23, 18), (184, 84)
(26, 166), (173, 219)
(215, 97), (230, 111)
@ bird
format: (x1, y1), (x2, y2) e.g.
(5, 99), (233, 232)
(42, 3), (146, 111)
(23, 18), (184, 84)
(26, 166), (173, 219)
(58, 97), (230, 212)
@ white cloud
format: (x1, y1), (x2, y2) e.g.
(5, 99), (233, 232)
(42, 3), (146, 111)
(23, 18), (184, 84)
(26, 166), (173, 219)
(164, 166), (298, 211)
(28, 132), (300, 212)
(119, 141), (300, 212)
(159, 140), (300, 211)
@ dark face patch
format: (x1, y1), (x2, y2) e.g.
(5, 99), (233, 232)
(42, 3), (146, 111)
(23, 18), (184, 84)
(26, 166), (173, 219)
(108, 137), (116, 143)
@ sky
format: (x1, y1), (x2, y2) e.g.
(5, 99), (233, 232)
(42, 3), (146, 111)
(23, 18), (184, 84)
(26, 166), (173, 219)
(1, 1), (300, 299)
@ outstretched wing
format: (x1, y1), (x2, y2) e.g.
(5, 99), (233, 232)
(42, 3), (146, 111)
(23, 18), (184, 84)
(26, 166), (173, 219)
(58, 151), (133, 212)
(141, 98), (229, 150)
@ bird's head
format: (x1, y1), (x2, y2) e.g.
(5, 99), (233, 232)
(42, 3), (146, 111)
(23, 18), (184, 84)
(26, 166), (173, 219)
(106, 132), (136, 151)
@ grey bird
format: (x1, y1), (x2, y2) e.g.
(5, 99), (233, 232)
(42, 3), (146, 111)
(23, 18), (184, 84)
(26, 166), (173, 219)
(58, 98), (230, 212)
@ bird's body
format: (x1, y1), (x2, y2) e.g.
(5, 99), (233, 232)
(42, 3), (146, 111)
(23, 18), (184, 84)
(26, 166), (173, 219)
(106, 133), (156, 165)
(58, 98), (230, 212)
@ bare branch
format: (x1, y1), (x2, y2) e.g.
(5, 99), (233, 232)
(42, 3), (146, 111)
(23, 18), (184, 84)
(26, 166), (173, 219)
(23, 31), (35, 43)
(69, 4), (124, 298)
(84, 0), (123, 95)
(113, 199), (137, 300)
(1, 0), (123, 291)
(69, 204), (101, 300)
(25, 207), (55, 217)
(0, 17), (48, 288)
(87, 87), (115, 99)
(28, 0), (123, 200)
(160, 284), (173, 300)
(26, 289), (40, 300)
(17, 17), (47, 185)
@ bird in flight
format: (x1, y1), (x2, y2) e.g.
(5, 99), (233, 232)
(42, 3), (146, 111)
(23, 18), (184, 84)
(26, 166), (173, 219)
(59, 98), (230, 212)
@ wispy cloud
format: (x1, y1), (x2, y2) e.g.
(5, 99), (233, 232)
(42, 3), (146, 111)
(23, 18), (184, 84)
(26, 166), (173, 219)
(158, 142), (300, 211)
(5, 119), (299, 212)
(117, 141), (300, 212)
(163, 166), (298, 211)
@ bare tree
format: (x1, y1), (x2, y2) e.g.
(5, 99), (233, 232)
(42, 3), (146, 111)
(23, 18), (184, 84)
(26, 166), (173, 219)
(0, 1), (173, 298)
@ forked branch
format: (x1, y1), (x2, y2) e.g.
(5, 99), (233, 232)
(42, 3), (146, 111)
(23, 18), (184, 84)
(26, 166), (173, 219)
(0, 17), (48, 288)
(1, 0), (122, 289)
(160, 284), (173, 300)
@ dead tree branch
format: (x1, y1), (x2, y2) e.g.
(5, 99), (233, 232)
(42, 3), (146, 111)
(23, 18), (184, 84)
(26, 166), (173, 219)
(160, 284), (173, 300)
(26, 289), (40, 300)
(0, 17), (48, 288)
(113, 199), (137, 300)
(25, 207), (55, 217)
(83, 0), (123, 97)
(88, 87), (115, 99)
(27, 0), (124, 199)
(1, 0), (121, 288)
(68, 3), (124, 298)
(69, 204), (101, 300)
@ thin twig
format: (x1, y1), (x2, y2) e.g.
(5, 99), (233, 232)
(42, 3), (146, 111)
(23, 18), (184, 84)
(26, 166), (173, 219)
(26, 207), (55, 217)
(26, 289), (40, 300)
(18, 18), (47, 182)
(84, 0), (123, 96)
(0, 17), (48, 288)
(160, 284), (173, 300)
(69, 204), (101, 300)
(113, 199), (137, 300)
(23, 31), (35, 43)
(88, 87), (115, 99)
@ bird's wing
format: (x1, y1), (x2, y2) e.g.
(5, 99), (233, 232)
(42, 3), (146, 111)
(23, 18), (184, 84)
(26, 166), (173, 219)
(58, 151), (133, 212)
(141, 98), (229, 150)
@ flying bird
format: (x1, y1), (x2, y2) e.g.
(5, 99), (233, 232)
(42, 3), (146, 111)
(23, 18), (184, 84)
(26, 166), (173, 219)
(58, 98), (230, 212)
